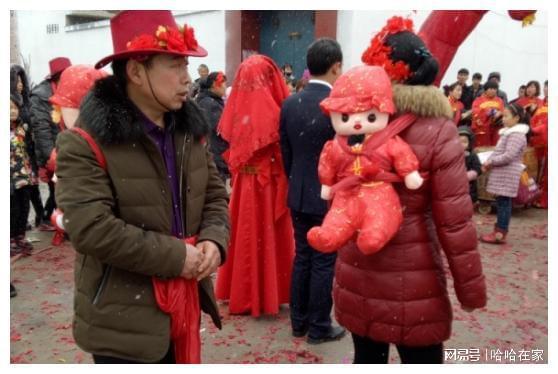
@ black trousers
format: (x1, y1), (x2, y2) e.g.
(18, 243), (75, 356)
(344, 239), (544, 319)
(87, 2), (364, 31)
(11, 186), (31, 238)
(27, 184), (44, 226)
(43, 181), (56, 221)
(93, 344), (175, 364)
(290, 210), (337, 338)
(352, 333), (444, 364)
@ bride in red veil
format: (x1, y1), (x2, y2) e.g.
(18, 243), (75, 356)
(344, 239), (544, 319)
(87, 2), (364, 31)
(216, 54), (295, 316)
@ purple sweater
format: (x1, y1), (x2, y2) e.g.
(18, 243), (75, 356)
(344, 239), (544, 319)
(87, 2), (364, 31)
(144, 117), (184, 238)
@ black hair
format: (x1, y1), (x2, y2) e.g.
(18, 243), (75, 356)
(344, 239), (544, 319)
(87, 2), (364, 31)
(525, 80), (541, 97)
(385, 31), (439, 86)
(10, 92), (23, 109)
(472, 72), (482, 80)
(488, 71), (501, 81)
(458, 68), (469, 75)
(444, 82), (462, 97)
(306, 38), (343, 76)
(484, 80), (499, 91)
(506, 103), (527, 123)
(544, 80), (548, 86)
(10, 65), (30, 106)
(199, 72), (226, 90)
(198, 64), (208, 70)
(519, 84), (527, 90)
(111, 56), (156, 86)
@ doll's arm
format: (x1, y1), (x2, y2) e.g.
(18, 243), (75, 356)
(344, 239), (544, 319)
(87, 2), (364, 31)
(388, 136), (423, 189)
(317, 141), (338, 200)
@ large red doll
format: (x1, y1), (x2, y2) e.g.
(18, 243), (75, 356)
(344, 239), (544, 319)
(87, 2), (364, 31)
(307, 65), (423, 255)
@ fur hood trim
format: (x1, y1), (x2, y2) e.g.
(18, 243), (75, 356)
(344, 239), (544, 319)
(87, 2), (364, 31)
(78, 75), (209, 145)
(498, 123), (530, 136)
(392, 84), (453, 119)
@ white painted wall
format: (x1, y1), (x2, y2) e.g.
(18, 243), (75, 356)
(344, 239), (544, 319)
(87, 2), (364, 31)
(17, 9), (547, 98)
(16, 10), (226, 87)
(337, 10), (548, 99)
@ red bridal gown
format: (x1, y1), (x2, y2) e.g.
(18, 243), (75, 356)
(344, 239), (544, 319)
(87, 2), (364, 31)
(216, 142), (294, 316)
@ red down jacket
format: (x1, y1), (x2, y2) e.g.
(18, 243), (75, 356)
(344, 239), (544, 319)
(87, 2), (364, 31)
(333, 84), (487, 347)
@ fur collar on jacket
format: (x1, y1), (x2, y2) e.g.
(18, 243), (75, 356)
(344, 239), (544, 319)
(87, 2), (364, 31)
(392, 84), (453, 119)
(78, 75), (209, 146)
(498, 123), (530, 136)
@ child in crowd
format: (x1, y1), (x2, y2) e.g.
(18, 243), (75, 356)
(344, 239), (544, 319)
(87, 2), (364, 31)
(480, 103), (529, 244)
(458, 126), (482, 204)
(10, 94), (34, 256)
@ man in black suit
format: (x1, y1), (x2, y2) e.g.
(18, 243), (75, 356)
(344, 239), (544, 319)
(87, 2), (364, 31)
(279, 38), (346, 345)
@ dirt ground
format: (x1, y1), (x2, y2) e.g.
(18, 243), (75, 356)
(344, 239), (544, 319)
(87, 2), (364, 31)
(10, 207), (547, 364)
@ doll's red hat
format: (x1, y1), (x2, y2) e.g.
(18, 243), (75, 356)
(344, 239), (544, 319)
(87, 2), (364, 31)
(95, 10), (207, 69)
(45, 57), (72, 80)
(320, 65), (395, 115)
(50, 65), (108, 108)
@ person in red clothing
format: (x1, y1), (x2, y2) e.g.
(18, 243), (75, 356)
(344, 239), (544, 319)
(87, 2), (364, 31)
(472, 80), (505, 146)
(216, 54), (295, 317)
(307, 65), (423, 255)
(516, 80), (543, 118)
(446, 82), (464, 125)
(48, 65), (109, 246)
(339, 16), (487, 364)
(530, 80), (548, 208)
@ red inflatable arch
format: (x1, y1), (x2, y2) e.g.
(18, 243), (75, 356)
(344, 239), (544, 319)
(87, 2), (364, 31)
(418, 10), (537, 86)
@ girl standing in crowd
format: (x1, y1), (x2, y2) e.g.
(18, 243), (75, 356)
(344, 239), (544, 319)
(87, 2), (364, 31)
(10, 94), (35, 256)
(480, 103), (529, 244)
(216, 55), (295, 317)
(446, 82), (464, 125)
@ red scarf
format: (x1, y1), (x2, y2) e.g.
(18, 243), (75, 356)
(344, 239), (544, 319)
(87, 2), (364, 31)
(152, 237), (201, 364)
(218, 55), (290, 172)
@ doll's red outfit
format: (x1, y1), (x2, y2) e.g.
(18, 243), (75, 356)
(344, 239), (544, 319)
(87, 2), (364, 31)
(308, 118), (419, 255)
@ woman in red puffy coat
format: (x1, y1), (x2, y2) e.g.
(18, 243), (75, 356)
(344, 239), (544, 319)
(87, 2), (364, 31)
(337, 16), (487, 364)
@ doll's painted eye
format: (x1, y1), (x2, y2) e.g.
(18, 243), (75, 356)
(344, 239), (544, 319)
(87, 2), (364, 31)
(341, 113), (349, 122)
(367, 113), (376, 122)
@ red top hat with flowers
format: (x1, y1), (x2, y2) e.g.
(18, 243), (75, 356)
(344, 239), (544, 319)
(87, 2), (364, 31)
(95, 10), (207, 69)
(45, 57), (72, 80)
(320, 65), (395, 116)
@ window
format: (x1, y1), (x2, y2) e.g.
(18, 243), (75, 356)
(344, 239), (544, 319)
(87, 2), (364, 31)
(46, 24), (59, 34)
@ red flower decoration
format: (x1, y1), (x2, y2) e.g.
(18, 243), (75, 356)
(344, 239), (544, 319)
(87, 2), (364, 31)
(127, 34), (159, 51)
(361, 16), (415, 82)
(166, 27), (188, 52)
(215, 72), (226, 86)
(183, 24), (199, 51)
(126, 24), (200, 54)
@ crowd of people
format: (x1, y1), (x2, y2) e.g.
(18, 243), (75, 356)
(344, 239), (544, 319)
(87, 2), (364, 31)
(443, 68), (548, 243)
(10, 10), (547, 364)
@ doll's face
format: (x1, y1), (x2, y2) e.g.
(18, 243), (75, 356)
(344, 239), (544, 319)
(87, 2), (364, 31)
(330, 109), (389, 136)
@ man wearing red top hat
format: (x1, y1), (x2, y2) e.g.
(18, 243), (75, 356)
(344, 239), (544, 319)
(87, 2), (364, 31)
(54, 10), (229, 364)
(29, 56), (71, 230)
